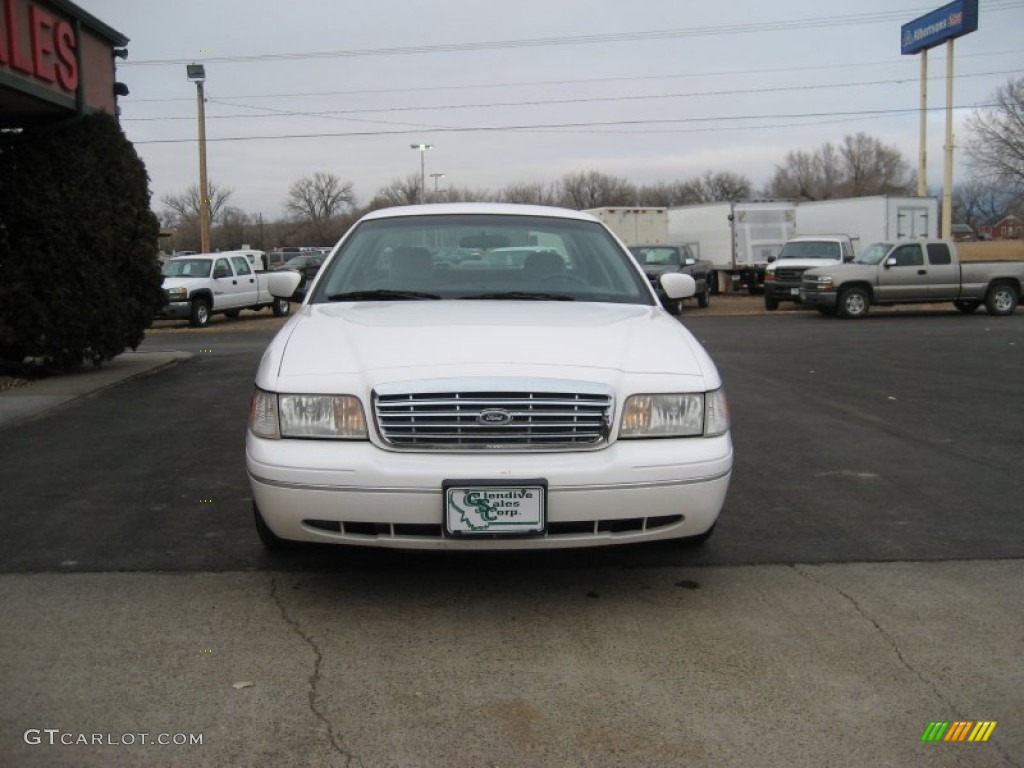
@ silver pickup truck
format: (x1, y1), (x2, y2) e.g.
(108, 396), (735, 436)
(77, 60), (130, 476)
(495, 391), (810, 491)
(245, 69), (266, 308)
(799, 239), (1023, 318)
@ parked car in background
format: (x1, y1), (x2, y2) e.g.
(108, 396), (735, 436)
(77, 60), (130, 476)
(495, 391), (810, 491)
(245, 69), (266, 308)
(247, 203), (731, 552)
(274, 251), (327, 296)
(763, 235), (855, 310)
(628, 243), (712, 312)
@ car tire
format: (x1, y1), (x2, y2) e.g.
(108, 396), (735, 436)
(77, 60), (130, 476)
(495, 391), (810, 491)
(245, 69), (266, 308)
(190, 298), (211, 328)
(698, 285), (710, 308)
(837, 287), (870, 319)
(272, 297), (290, 317)
(224, 309), (241, 319)
(254, 503), (292, 551)
(765, 294), (779, 311)
(984, 283), (1019, 316)
(953, 300), (980, 314)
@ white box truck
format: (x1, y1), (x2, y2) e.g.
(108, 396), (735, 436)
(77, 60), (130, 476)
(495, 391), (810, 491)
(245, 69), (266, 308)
(584, 207), (668, 245)
(667, 201), (796, 293)
(794, 195), (938, 254)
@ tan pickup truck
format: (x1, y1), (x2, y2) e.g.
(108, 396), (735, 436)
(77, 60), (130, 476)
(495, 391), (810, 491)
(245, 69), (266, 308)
(799, 239), (1024, 318)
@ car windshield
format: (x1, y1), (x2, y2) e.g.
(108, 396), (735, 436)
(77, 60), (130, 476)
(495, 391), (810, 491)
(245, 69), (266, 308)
(309, 213), (654, 305)
(629, 247), (680, 266)
(161, 259), (212, 278)
(855, 243), (894, 265)
(778, 241), (841, 259)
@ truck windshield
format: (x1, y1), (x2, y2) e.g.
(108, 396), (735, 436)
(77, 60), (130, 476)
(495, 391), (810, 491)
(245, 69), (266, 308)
(778, 242), (840, 259)
(161, 259), (212, 278)
(855, 243), (894, 265)
(629, 247), (680, 266)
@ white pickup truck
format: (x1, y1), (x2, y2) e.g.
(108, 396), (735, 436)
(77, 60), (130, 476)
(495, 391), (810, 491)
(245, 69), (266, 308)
(158, 252), (299, 327)
(799, 239), (1024, 318)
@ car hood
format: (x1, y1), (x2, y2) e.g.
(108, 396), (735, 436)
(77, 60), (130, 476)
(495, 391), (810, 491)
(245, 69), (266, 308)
(261, 301), (716, 392)
(161, 276), (206, 290)
(769, 259), (841, 271)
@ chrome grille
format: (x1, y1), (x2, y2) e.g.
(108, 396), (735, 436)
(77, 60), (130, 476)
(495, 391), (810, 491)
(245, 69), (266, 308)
(374, 384), (613, 450)
(775, 267), (808, 282)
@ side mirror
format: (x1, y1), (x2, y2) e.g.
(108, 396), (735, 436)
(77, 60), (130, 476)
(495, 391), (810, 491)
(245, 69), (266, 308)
(843, 254), (855, 263)
(767, 255), (776, 264)
(684, 257), (696, 266)
(884, 257), (897, 268)
(265, 270), (301, 298)
(660, 272), (696, 299)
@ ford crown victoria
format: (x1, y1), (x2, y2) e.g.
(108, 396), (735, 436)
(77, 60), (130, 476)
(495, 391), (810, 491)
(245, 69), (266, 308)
(246, 204), (733, 550)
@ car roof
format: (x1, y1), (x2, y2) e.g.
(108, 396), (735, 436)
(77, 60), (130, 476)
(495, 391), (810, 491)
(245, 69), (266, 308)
(359, 202), (599, 223)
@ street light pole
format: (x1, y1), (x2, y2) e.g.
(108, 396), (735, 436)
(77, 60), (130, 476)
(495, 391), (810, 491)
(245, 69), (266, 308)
(410, 144), (434, 202)
(187, 64), (211, 253)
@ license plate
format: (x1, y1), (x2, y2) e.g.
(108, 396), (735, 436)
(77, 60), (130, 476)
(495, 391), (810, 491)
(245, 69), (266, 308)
(790, 288), (800, 296)
(443, 480), (546, 536)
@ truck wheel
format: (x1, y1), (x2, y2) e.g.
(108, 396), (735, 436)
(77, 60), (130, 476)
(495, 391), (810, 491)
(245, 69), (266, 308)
(254, 503), (292, 551)
(953, 300), (980, 314)
(697, 285), (710, 308)
(837, 287), (869, 319)
(224, 309), (241, 319)
(189, 298), (211, 328)
(764, 294), (779, 311)
(272, 297), (290, 317)
(984, 284), (1019, 316)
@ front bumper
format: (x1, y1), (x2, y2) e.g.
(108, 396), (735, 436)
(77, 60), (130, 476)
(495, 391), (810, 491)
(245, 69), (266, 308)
(156, 300), (192, 320)
(798, 287), (837, 309)
(246, 433), (733, 549)
(765, 282), (803, 301)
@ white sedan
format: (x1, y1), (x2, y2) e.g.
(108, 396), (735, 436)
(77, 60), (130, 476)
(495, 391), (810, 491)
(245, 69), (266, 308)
(246, 203), (732, 550)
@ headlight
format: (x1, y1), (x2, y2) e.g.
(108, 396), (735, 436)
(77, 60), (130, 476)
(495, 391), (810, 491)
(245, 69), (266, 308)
(620, 391), (729, 438)
(166, 287), (188, 300)
(248, 389), (368, 439)
(814, 276), (834, 290)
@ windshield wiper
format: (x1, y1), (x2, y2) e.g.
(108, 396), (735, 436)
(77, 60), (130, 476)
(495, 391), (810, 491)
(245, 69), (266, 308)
(327, 289), (441, 301)
(459, 291), (575, 301)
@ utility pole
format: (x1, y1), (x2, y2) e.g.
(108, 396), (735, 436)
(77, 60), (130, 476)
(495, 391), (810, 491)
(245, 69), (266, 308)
(187, 64), (211, 253)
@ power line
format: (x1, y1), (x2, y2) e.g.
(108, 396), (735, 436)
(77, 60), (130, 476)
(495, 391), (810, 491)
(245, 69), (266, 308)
(125, 48), (1024, 105)
(131, 102), (999, 146)
(121, 69), (1022, 123)
(121, 2), (1024, 67)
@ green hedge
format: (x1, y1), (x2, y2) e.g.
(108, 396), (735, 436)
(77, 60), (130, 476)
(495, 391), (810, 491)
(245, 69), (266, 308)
(0, 112), (164, 371)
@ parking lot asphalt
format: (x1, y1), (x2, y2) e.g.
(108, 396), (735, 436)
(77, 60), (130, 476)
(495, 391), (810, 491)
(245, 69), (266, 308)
(1, 304), (1021, 767)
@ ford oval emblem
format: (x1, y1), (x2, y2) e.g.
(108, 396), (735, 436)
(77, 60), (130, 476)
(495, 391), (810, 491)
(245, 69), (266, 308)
(477, 409), (513, 426)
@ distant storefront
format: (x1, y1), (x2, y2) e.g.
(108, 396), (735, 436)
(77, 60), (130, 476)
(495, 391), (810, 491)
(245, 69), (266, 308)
(0, 0), (128, 127)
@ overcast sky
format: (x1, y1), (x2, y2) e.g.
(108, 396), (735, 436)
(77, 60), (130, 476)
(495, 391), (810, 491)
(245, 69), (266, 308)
(92, 0), (1024, 219)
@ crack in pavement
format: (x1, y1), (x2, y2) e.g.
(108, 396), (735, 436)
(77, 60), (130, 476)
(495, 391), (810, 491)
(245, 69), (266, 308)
(790, 564), (1019, 768)
(269, 575), (363, 768)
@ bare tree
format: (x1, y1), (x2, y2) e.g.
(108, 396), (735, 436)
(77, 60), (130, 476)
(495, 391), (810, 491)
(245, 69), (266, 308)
(372, 175), (425, 206)
(161, 181), (233, 225)
(635, 181), (696, 207)
(557, 171), (635, 209)
(498, 181), (560, 205)
(767, 134), (912, 199)
(284, 173), (355, 227)
(840, 133), (913, 197)
(951, 179), (1016, 230)
(691, 171), (752, 202)
(964, 77), (1024, 201)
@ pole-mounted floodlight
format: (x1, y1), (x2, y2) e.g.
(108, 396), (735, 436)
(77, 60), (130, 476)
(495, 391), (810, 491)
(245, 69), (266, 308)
(186, 63), (206, 82)
(410, 144), (434, 201)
